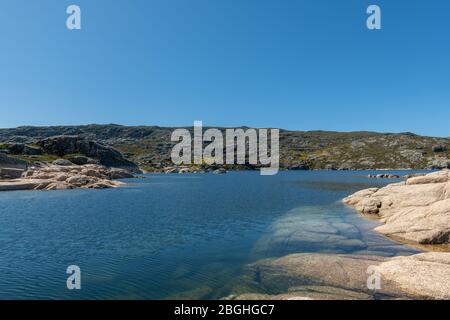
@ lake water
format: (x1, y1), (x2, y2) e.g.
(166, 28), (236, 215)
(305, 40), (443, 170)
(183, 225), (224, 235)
(0, 171), (423, 299)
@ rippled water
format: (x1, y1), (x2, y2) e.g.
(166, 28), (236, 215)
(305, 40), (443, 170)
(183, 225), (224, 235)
(0, 171), (423, 299)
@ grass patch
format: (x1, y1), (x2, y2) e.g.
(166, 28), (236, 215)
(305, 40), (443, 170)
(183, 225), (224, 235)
(13, 154), (60, 163)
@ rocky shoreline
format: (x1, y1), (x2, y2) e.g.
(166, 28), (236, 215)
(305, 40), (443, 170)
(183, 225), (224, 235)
(0, 135), (142, 192)
(341, 171), (450, 299)
(0, 163), (134, 191)
(227, 170), (450, 300)
(343, 169), (450, 245)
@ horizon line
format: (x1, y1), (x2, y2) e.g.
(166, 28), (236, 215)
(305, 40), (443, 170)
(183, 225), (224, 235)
(0, 123), (449, 139)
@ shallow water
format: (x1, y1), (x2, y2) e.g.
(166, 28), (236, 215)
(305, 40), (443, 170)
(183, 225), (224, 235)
(0, 171), (424, 299)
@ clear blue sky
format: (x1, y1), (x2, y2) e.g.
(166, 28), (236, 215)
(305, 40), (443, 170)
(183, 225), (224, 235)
(0, 0), (449, 136)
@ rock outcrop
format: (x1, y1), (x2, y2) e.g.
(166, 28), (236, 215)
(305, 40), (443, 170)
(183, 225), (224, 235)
(228, 252), (450, 300)
(67, 155), (93, 165)
(35, 136), (141, 173)
(427, 158), (450, 169)
(0, 153), (27, 179)
(0, 164), (134, 191)
(52, 159), (74, 166)
(6, 143), (43, 155)
(0, 153), (28, 170)
(376, 253), (450, 299)
(343, 170), (450, 245)
(0, 168), (24, 179)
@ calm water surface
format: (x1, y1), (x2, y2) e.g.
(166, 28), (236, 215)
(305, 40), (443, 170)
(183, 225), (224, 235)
(0, 171), (423, 299)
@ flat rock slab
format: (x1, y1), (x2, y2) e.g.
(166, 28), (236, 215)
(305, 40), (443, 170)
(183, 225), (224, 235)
(376, 252), (450, 299)
(231, 253), (401, 300)
(231, 252), (450, 300)
(0, 179), (47, 191)
(229, 286), (373, 300)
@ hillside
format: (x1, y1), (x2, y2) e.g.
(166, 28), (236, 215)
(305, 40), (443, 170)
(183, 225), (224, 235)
(0, 124), (449, 171)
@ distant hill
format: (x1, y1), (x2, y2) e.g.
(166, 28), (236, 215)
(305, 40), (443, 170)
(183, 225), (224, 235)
(0, 124), (449, 170)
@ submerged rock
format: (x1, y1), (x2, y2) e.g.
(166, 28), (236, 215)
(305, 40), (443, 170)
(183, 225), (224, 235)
(230, 252), (450, 300)
(227, 286), (373, 300)
(229, 253), (392, 300)
(245, 254), (390, 295)
(343, 170), (450, 245)
(249, 205), (379, 259)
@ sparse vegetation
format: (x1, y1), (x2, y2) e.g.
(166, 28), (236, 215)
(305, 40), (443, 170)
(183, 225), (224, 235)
(12, 154), (59, 163)
(1, 125), (449, 170)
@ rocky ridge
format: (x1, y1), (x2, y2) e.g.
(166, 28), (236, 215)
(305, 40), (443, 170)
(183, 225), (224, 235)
(1, 124), (450, 171)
